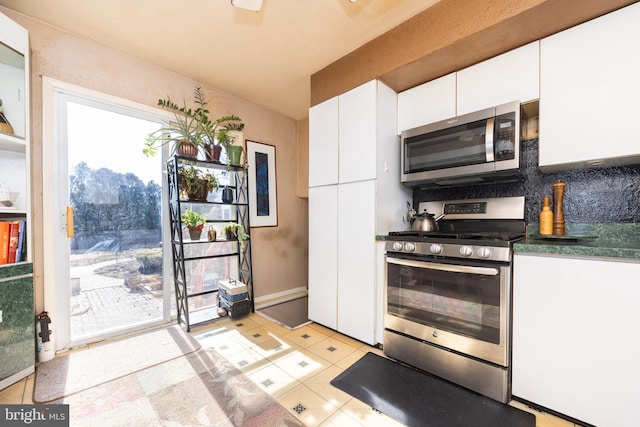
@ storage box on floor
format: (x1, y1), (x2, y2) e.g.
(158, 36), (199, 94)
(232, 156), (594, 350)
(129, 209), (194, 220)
(218, 279), (250, 319)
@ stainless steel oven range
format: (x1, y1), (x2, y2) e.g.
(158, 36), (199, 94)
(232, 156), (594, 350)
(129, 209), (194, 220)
(384, 196), (525, 403)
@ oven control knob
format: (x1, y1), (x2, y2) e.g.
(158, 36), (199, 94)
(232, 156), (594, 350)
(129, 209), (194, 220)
(477, 247), (492, 258)
(404, 242), (416, 252)
(459, 245), (473, 257)
(429, 244), (443, 254)
(392, 242), (403, 251)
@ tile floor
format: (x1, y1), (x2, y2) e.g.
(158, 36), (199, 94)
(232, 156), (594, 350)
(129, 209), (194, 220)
(1, 313), (578, 427)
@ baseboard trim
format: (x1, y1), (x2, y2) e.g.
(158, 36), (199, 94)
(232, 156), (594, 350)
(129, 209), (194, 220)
(0, 365), (34, 392)
(253, 287), (308, 310)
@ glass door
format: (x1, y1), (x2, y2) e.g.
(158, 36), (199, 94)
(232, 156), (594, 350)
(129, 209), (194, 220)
(387, 257), (501, 343)
(47, 84), (173, 349)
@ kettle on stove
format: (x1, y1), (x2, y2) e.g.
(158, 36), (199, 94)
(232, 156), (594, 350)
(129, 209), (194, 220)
(406, 202), (445, 232)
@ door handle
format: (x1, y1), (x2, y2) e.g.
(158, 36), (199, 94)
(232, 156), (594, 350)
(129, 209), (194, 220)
(66, 206), (74, 238)
(387, 257), (498, 276)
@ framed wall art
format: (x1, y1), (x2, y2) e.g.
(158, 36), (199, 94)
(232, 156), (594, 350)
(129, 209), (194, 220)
(246, 140), (277, 227)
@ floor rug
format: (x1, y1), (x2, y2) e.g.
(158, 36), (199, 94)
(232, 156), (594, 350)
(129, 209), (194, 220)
(34, 325), (201, 403)
(50, 348), (303, 427)
(331, 352), (536, 427)
(257, 296), (310, 330)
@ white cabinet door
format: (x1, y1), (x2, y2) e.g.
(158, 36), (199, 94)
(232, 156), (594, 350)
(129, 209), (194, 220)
(457, 42), (539, 115)
(338, 81), (377, 184)
(337, 180), (376, 344)
(309, 96), (339, 187)
(539, 3), (640, 171)
(308, 186), (338, 329)
(397, 73), (456, 133)
(513, 254), (640, 427)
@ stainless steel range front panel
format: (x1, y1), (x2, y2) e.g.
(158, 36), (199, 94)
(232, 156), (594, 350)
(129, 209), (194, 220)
(384, 329), (511, 403)
(385, 256), (511, 367)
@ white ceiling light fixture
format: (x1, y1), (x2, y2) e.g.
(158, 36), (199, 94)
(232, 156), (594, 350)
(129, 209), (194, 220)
(231, 0), (263, 12)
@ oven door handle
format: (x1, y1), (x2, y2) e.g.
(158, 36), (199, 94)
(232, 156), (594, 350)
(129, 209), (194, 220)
(387, 257), (499, 276)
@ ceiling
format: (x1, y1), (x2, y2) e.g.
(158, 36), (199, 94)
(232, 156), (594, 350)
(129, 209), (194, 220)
(0, 0), (439, 120)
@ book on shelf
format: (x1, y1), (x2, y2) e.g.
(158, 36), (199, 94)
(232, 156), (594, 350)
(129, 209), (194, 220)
(0, 221), (9, 264)
(0, 219), (26, 265)
(6, 220), (20, 263)
(16, 219), (26, 262)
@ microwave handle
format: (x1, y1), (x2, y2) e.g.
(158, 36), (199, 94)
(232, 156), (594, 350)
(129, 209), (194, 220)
(485, 117), (495, 162)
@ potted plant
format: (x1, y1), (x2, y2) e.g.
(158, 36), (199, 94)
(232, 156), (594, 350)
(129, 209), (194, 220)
(181, 209), (207, 240)
(177, 165), (219, 201)
(218, 122), (246, 166)
(221, 222), (249, 245)
(200, 170), (219, 194)
(143, 90), (204, 158)
(192, 87), (244, 163)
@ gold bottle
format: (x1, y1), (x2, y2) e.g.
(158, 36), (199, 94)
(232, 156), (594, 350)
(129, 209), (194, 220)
(539, 197), (553, 235)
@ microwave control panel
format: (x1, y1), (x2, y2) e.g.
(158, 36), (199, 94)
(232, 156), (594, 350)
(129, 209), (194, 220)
(495, 112), (516, 160)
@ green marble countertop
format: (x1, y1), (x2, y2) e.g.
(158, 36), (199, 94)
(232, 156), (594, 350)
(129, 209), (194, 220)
(515, 223), (640, 260)
(0, 262), (33, 279)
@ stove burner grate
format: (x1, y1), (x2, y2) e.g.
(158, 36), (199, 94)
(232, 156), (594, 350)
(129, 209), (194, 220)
(388, 230), (524, 242)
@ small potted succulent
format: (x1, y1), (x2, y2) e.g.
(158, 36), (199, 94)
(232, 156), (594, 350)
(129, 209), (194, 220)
(181, 209), (207, 241)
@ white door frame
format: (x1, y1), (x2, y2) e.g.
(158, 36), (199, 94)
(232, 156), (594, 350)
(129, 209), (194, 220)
(42, 77), (174, 351)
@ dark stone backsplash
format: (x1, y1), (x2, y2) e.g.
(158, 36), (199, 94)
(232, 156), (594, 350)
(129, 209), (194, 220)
(413, 139), (640, 224)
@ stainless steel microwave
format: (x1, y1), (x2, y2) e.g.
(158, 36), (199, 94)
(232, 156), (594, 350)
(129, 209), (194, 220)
(401, 100), (521, 187)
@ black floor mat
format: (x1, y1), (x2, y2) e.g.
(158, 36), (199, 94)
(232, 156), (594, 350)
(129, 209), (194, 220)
(331, 352), (535, 427)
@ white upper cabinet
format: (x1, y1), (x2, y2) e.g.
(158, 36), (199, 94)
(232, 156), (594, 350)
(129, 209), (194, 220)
(338, 80), (378, 183)
(309, 80), (382, 186)
(397, 73), (456, 134)
(539, 3), (640, 172)
(308, 96), (339, 187)
(457, 41), (539, 115)
(397, 42), (539, 133)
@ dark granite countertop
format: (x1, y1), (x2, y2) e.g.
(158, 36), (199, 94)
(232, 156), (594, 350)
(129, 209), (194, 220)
(514, 223), (640, 260)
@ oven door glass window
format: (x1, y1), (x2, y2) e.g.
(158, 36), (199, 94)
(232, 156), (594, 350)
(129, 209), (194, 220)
(387, 258), (502, 344)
